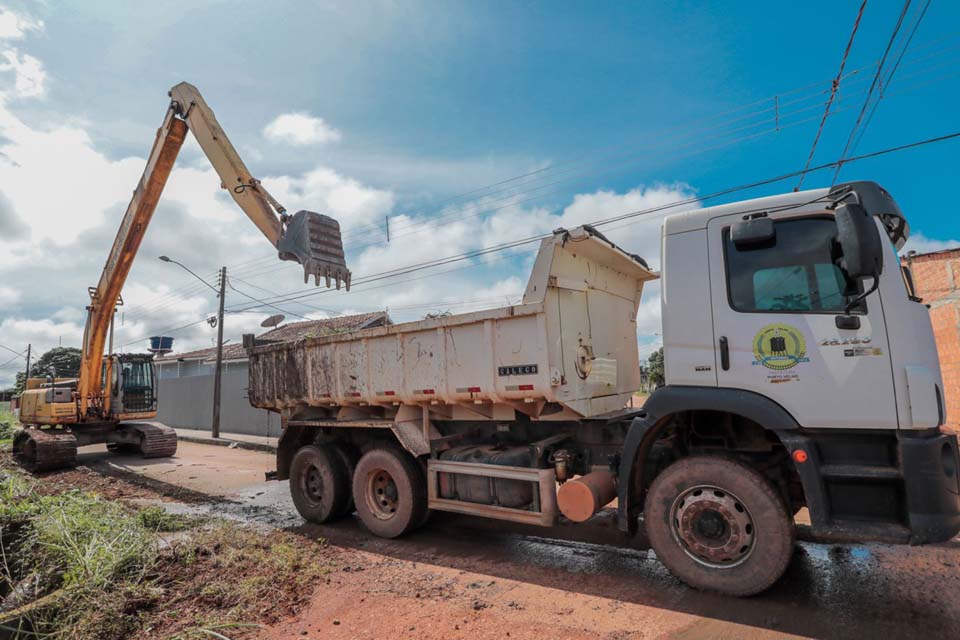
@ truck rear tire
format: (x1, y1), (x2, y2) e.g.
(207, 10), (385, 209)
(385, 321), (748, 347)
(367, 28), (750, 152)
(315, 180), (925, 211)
(290, 445), (351, 524)
(644, 455), (794, 596)
(352, 446), (427, 539)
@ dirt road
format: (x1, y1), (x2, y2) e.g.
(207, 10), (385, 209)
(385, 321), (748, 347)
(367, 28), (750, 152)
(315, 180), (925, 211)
(77, 441), (960, 640)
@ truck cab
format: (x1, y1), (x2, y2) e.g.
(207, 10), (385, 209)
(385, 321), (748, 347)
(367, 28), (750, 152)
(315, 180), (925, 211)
(650, 180), (959, 546)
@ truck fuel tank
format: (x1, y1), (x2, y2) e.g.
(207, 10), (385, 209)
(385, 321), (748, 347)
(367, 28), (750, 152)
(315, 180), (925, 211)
(438, 444), (533, 508)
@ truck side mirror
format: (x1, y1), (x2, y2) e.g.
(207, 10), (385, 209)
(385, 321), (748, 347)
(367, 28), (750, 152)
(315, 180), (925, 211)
(835, 202), (883, 280)
(731, 216), (775, 247)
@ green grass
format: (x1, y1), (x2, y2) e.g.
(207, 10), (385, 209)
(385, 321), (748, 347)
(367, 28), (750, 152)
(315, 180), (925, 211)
(0, 408), (18, 446)
(0, 463), (334, 639)
(137, 506), (198, 532)
(0, 469), (157, 637)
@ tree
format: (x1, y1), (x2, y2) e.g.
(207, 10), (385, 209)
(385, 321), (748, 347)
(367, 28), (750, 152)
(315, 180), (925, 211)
(647, 347), (665, 388)
(14, 347), (82, 393)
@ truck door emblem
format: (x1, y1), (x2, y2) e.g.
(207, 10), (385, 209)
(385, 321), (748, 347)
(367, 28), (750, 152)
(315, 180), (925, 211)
(752, 324), (809, 371)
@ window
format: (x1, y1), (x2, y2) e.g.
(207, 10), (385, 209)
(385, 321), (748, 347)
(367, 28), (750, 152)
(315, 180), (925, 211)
(725, 217), (862, 313)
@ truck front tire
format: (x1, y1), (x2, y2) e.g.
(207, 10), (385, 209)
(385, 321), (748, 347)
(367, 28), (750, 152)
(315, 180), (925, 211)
(290, 445), (351, 524)
(644, 455), (794, 596)
(352, 447), (428, 538)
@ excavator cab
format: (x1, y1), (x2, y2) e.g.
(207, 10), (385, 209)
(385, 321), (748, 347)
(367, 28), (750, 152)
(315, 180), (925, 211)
(109, 354), (158, 418)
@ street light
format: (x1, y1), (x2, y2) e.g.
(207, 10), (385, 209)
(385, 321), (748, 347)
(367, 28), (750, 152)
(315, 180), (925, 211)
(158, 256), (218, 294)
(158, 255), (227, 439)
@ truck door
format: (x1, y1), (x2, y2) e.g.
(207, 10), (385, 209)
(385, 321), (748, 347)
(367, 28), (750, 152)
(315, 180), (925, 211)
(707, 212), (897, 429)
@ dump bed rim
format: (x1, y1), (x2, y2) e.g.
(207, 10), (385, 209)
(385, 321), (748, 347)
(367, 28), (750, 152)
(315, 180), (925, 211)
(247, 300), (546, 355)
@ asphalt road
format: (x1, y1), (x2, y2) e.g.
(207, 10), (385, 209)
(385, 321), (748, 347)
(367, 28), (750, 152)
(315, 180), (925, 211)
(79, 441), (960, 639)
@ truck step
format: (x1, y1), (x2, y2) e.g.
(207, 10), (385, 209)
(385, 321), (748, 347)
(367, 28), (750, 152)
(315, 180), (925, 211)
(819, 464), (901, 480)
(806, 519), (912, 545)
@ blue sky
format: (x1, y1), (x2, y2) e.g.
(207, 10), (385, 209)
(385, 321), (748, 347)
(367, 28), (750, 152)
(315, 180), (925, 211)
(0, 1), (957, 385)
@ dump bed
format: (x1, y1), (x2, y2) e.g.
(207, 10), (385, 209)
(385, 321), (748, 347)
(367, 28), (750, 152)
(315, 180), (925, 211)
(246, 226), (657, 421)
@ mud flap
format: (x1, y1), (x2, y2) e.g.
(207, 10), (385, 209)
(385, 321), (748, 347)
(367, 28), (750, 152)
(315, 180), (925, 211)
(277, 210), (351, 289)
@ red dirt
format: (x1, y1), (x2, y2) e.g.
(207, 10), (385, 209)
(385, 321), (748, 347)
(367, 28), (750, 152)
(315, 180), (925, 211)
(255, 547), (792, 640)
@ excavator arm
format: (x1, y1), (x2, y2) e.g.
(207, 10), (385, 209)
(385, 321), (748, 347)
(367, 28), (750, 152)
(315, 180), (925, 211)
(77, 82), (350, 417)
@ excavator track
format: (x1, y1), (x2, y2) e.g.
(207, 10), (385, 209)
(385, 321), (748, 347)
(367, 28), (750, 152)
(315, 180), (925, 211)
(12, 429), (79, 473)
(127, 422), (178, 458)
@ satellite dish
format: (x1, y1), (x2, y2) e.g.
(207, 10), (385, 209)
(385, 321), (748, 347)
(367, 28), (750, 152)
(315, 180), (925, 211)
(261, 314), (285, 328)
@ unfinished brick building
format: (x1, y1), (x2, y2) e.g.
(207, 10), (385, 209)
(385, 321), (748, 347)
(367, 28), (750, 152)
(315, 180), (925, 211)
(908, 248), (960, 432)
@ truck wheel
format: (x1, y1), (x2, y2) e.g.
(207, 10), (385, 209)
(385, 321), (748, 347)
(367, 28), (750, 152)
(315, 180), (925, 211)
(290, 445), (350, 524)
(644, 455), (794, 596)
(352, 447), (427, 538)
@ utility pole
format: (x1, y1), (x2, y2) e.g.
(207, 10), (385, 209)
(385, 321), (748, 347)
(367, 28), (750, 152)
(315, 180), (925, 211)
(23, 344), (31, 389)
(211, 266), (227, 439)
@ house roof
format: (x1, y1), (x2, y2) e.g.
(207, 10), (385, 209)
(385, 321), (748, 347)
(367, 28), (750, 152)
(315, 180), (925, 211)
(907, 246), (960, 261)
(258, 311), (390, 342)
(155, 311), (390, 364)
(155, 342), (247, 364)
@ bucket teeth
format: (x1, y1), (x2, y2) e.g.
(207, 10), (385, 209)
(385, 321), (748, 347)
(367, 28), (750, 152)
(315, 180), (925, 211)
(277, 210), (352, 290)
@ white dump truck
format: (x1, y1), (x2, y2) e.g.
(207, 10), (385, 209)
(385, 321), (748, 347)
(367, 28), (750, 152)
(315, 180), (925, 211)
(244, 180), (960, 595)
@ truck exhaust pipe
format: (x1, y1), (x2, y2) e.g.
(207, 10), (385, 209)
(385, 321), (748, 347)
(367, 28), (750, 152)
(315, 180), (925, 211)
(557, 470), (617, 523)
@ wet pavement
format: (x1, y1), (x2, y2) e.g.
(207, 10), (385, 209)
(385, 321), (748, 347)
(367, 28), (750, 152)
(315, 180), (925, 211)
(78, 442), (960, 639)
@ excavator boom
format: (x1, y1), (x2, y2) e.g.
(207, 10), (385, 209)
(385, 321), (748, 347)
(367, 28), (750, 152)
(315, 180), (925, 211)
(77, 82), (351, 416)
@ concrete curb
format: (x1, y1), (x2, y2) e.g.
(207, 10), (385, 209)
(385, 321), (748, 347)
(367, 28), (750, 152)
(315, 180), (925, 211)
(174, 433), (277, 454)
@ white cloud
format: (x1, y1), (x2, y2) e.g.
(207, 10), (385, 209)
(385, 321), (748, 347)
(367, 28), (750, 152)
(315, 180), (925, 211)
(0, 284), (20, 305)
(0, 9), (45, 100)
(0, 25), (695, 389)
(263, 112), (342, 146)
(0, 48), (44, 98)
(267, 166), (394, 230)
(900, 232), (960, 256)
(0, 8), (43, 41)
(0, 103), (144, 242)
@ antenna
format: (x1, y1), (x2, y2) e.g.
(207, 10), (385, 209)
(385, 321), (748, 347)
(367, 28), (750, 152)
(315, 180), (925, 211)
(261, 314), (285, 328)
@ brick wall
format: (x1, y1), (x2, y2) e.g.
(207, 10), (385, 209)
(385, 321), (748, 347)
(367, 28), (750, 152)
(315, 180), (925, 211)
(908, 248), (960, 431)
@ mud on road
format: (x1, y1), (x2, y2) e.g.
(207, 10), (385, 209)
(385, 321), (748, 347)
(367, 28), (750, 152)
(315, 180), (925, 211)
(65, 442), (960, 639)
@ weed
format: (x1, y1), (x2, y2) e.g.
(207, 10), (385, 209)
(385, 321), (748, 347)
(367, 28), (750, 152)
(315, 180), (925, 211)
(137, 506), (197, 532)
(0, 409), (18, 446)
(0, 459), (334, 639)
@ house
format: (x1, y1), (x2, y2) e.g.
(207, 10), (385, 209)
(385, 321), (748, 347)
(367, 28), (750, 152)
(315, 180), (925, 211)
(154, 311), (391, 437)
(906, 249), (960, 433)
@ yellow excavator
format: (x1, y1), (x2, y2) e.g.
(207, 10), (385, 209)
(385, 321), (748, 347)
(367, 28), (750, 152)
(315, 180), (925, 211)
(13, 82), (350, 472)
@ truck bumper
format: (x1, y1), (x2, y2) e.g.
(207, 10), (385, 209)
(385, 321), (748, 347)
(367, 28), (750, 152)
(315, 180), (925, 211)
(779, 429), (960, 545)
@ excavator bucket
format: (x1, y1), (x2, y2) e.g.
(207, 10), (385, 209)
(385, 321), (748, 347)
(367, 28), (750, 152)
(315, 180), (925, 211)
(277, 210), (351, 290)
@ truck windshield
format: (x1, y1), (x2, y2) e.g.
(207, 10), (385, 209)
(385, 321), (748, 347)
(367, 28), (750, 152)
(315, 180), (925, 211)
(725, 217), (863, 314)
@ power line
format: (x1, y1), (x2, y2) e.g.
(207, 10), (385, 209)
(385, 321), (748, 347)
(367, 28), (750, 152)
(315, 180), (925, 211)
(0, 354), (24, 368)
(123, 41), (960, 325)
(231, 50), (959, 286)
(226, 275), (344, 316)
(850, 0), (933, 156)
(128, 129), (960, 345)
(119, 38), (960, 321)
(225, 277), (310, 321)
(831, 0), (914, 185)
(224, 130), (960, 312)
(796, 0), (868, 191)
(0, 344), (26, 359)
